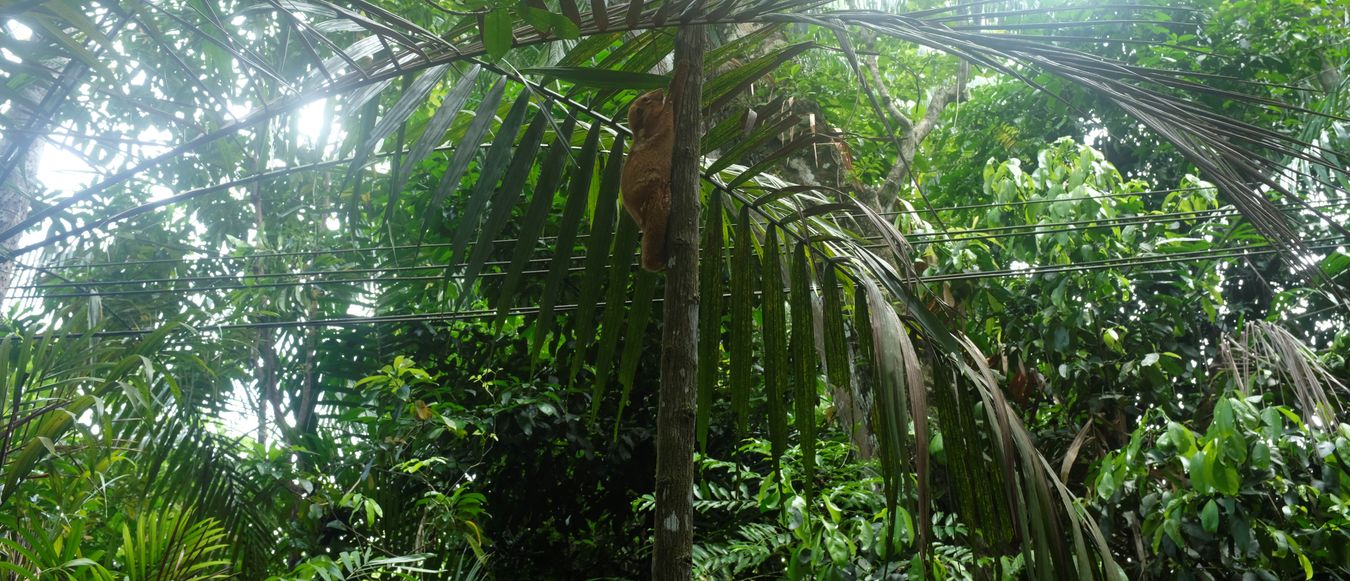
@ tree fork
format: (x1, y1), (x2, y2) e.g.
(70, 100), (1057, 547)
(652, 23), (706, 581)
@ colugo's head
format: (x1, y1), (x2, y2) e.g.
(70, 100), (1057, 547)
(628, 89), (669, 126)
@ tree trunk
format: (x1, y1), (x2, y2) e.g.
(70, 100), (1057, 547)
(0, 146), (36, 296)
(652, 24), (705, 581)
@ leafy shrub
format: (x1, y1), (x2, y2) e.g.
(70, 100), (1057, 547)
(1091, 396), (1350, 580)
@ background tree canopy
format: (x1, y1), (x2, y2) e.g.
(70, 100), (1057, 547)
(0, 0), (1347, 579)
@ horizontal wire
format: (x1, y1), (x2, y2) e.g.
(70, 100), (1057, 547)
(41, 237), (1350, 339)
(6, 264), (585, 299)
(922, 237), (1348, 282)
(16, 197), (1348, 293)
(19, 185), (1216, 272)
(850, 199), (1349, 252)
(903, 199), (1349, 244)
(12, 235), (1346, 302)
(877, 185), (1207, 217)
(9, 251), (591, 290)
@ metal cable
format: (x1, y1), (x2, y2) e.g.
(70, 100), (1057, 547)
(39, 236), (1347, 339)
(11, 236), (1345, 302)
(19, 193), (1348, 292)
(18, 186), (1224, 271)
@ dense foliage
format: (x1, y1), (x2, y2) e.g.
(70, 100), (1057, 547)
(1, 0), (1347, 579)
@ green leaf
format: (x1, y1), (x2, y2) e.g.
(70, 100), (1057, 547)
(1200, 499), (1219, 534)
(708, 107), (801, 175)
(1168, 422), (1197, 455)
(517, 2), (553, 33)
(820, 263), (850, 391)
(696, 189), (726, 451)
(1163, 514), (1184, 549)
(548, 13), (581, 39)
(728, 207), (757, 436)
(462, 111), (550, 288)
(591, 212), (641, 420)
(494, 114), (575, 329)
(482, 9), (513, 59)
(860, 278), (916, 561)
(420, 78), (508, 248)
(761, 227), (790, 477)
(344, 63), (451, 208)
(703, 42), (815, 111)
(1189, 449), (1211, 492)
(1212, 398), (1236, 436)
(1211, 459), (1240, 495)
(790, 243), (817, 497)
(615, 270), (660, 429)
(450, 91), (534, 275)
(1251, 441), (1271, 469)
(29, 16), (112, 78)
(531, 122), (602, 362)
(569, 134), (626, 385)
(1102, 328), (1125, 354)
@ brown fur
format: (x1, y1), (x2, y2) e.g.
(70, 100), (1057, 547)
(621, 89), (674, 272)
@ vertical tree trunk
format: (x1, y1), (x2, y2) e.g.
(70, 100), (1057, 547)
(0, 83), (49, 297)
(0, 146), (36, 295)
(652, 24), (706, 581)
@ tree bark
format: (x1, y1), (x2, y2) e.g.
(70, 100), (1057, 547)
(0, 145), (36, 296)
(652, 23), (705, 581)
(0, 81), (52, 297)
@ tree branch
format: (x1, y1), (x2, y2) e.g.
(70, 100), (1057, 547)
(880, 63), (967, 198)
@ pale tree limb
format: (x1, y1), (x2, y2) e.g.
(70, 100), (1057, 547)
(865, 49), (968, 210)
(843, 0), (967, 215)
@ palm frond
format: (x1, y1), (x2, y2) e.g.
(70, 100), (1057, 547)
(1222, 320), (1348, 428)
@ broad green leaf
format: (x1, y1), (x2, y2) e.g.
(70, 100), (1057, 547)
(531, 122), (603, 362)
(591, 213), (642, 419)
(482, 9), (513, 59)
(419, 78), (508, 248)
(1211, 458), (1240, 495)
(790, 243), (817, 497)
(494, 114), (576, 329)
(615, 270), (660, 429)
(517, 2), (554, 34)
(549, 14), (580, 40)
(729, 207), (757, 435)
(762, 227), (790, 477)
(462, 111), (550, 288)
(1200, 499), (1219, 533)
(696, 189), (725, 451)
(1168, 422), (1197, 455)
(569, 134), (626, 385)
